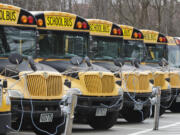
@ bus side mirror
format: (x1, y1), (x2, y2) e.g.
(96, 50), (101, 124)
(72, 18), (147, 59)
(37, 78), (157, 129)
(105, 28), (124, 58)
(114, 58), (124, 67)
(84, 56), (92, 67)
(28, 56), (37, 71)
(8, 53), (23, 65)
(131, 59), (140, 68)
(159, 58), (168, 67)
(70, 56), (83, 66)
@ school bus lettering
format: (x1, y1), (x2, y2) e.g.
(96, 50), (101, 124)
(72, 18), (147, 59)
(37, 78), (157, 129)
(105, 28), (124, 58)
(122, 28), (132, 37)
(0, 9), (16, 22)
(144, 33), (157, 41)
(46, 16), (73, 27)
(89, 23), (110, 33)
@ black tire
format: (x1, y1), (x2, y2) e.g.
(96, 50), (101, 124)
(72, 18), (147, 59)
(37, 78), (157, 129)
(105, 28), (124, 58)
(169, 102), (180, 113)
(121, 107), (150, 123)
(33, 118), (65, 135)
(88, 111), (118, 130)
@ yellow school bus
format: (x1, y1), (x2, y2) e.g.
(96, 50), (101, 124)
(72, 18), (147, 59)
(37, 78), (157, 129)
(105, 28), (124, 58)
(33, 11), (123, 130)
(0, 4), (65, 135)
(118, 25), (153, 122)
(140, 30), (172, 115)
(87, 20), (152, 122)
(165, 36), (180, 112)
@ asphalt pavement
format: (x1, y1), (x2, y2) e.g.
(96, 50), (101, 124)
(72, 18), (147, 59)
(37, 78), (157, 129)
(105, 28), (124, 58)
(8, 112), (180, 135)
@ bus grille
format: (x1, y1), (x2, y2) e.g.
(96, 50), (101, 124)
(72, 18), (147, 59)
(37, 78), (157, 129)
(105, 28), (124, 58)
(170, 73), (180, 87)
(154, 74), (165, 87)
(26, 75), (62, 97)
(124, 74), (149, 92)
(84, 75), (114, 94)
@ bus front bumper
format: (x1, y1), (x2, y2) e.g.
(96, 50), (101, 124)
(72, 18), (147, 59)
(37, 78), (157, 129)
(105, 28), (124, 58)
(75, 95), (123, 115)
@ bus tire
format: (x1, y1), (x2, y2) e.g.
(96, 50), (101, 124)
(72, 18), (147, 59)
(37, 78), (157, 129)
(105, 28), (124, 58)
(121, 107), (150, 123)
(169, 102), (180, 113)
(88, 111), (118, 130)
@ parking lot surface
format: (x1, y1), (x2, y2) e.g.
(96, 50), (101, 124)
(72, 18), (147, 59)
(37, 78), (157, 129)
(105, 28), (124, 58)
(8, 112), (180, 135)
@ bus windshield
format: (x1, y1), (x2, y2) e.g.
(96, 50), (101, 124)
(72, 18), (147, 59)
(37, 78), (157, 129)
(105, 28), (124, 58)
(38, 30), (88, 58)
(120, 40), (146, 61)
(0, 26), (36, 57)
(168, 46), (180, 67)
(89, 36), (123, 60)
(145, 44), (166, 63)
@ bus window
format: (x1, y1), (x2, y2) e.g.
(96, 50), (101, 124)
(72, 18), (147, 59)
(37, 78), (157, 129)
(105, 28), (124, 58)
(90, 36), (122, 60)
(121, 40), (145, 61)
(0, 26), (36, 57)
(146, 44), (166, 62)
(38, 30), (88, 58)
(64, 35), (85, 56)
(168, 46), (180, 67)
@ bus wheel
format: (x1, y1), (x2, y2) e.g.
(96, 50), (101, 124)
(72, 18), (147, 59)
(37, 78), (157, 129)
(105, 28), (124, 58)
(121, 107), (150, 123)
(169, 102), (180, 113)
(88, 111), (118, 130)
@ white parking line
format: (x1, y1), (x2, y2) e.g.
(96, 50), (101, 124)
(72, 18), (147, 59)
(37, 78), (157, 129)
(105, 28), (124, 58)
(128, 122), (180, 135)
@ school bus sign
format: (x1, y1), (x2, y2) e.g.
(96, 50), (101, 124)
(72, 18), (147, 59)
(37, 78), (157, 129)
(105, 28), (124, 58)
(44, 12), (76, 30)
(119, 25), (133, 39)
(141, 30), (159, 43)
(87, 19), (112, 36)
(0, 4), (20, 25)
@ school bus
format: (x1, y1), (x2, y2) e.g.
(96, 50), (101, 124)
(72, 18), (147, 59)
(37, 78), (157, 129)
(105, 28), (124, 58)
(165, 36), (180, 112)
(87, 20), (153, 122)
(118, 25), (153, 122)
(0, 4), (65, 135)
(33, 11), (123, 130)
(140, 30), (172, 115)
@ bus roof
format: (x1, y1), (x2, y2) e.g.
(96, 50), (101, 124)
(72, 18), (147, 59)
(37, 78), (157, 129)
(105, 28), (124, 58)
(166, 36), (176, 46)
(33, 11), (89, 32)
(0, 3), (36, 27)
(87, 19), (123, 37)
(140, 29), (167, 44)
(119, 24), (143, 40)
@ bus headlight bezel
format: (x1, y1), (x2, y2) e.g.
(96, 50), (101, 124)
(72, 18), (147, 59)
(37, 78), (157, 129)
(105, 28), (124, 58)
(118, 88), (124, 96)
(8, 90), (24, 98)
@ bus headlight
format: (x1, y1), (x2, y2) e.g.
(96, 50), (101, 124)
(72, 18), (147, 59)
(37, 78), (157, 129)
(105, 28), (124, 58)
(8, 90), (24, 98)
(6, 94), (11, 105)
(118, 88), (124, 96)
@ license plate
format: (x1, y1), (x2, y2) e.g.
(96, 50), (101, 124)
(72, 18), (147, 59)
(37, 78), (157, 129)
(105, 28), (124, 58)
(96, 108), (107, 116)
(40, 113), (53, 123)
(134, 103), (143, 111)
(176, 96), (180, 102)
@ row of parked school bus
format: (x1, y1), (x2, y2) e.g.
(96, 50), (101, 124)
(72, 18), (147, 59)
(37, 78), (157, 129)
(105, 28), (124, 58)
(0, 3), (180, 135)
